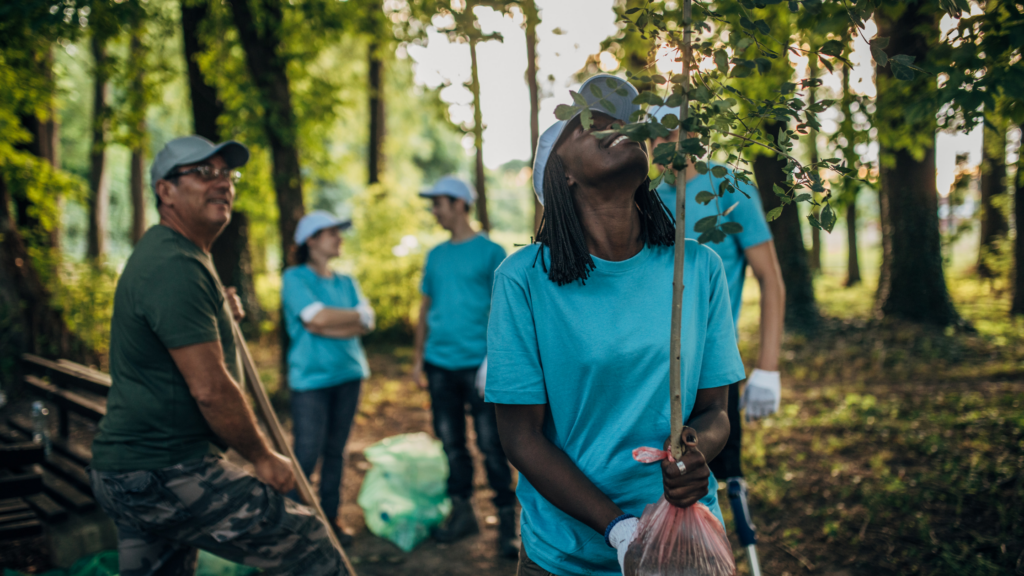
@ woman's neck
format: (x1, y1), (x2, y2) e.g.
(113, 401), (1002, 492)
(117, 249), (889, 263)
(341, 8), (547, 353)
(574, 184), (643, 262)
(307, 254), (331, 278)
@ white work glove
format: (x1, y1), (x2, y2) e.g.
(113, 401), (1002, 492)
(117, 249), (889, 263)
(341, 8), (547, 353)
(474, 357), (487, 398)
(609, 516), (639, 575)
(355, 300), (376, 332)
(740, 368), (781, 421)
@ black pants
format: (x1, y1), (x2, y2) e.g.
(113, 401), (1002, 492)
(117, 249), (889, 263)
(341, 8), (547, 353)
(424, 361), (516, 508)
(708, 381), (743, 480)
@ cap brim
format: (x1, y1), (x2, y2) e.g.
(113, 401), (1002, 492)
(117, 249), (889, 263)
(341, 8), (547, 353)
(175, 140), (250, 170)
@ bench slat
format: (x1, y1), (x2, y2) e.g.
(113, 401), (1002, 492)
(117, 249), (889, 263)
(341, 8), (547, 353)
(21, 353), (111, 397)
(22, 375), (106, 421)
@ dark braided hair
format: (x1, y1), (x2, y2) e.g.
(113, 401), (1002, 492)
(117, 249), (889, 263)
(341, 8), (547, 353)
(534, 152), (677, 286)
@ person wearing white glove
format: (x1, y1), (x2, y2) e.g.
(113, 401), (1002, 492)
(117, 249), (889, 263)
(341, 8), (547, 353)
(281, 211), (374, 546)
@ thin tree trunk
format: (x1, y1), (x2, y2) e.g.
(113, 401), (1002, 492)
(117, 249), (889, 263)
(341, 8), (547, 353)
(845, 195), (861, 286)
(368, 41), (385, 185)
(468, 37), (490, 231)
(807, 49), (821, 274)
(182, 0), (224, 141)
(87, 33), (111, 260)
(753, 122), (819, 330)
(1012, 123), (1024, 315)
(229, 0), (305, 267)
(13, 48), (60, 250)
(978, 119), (1008, 277)
(840, 64), (860, 286)
(524, 0), (541, 234)
(874, 2), (958, 325)
(210, 212), (263, 336)
(130, 32), (147, 245)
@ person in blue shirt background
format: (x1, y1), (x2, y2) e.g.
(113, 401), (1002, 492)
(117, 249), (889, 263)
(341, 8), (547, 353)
(487, 74), (745, 576)
(649, 104), (786, 548)
(410, 176), (517, 558)
(282, 210), (375, 547)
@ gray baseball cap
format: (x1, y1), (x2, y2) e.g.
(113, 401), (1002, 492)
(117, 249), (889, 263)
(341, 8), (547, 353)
(150, 136), (250, 192)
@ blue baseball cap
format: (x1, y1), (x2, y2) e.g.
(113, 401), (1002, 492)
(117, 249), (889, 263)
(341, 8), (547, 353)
(419, 175), (477, 207)
(532, 74), (640, 206)
(294, 211), (352, 246)
(150, 135), (249, 192)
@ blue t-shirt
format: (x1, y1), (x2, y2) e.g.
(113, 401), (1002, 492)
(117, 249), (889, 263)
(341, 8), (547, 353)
(485, 241), (746, 576)
(421, 235), (507, 371)
(658, 164), (773, 328)
(282, 265), (370, 392)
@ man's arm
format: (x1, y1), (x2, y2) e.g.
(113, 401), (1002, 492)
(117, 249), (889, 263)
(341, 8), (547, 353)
(305, 308), (366, 338)
(169, 341), (295, 493)
(495, 404), (624, 534)
(411, 296), (431, 388)
(745, 240), (785, 371)
(661, 385), (730, 507)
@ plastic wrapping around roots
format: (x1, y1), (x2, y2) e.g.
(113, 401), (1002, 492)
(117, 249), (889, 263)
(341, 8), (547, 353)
(623, 498), (735, 576)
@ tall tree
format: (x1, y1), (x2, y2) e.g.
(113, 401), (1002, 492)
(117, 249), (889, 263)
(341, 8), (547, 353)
(837, 64), (862, 287)
(873, 2), (958, 325)
(181, 0), (224, 141)
(1013, 125), (1024, 316)
(806, 44), (822, 275)
(87, 30), (112, 259)
(523, 0), (541, 232)
(228, 0), (305, 268)
(128, 26), (148, 245)
(978, 117), (1008, 276)
(368, 40), (385, 185)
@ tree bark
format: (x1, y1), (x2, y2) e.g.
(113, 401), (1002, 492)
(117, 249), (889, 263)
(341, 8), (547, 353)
(524, 0), (541, 234)
(807, 51), (821, 274)
(874, 2), (958, 325)
(210, 212), (263, 336)
(181, 0), (224, 141)
(753, 122), (818, 330)
(229, 0), (305, 268)
(978, 120), (1008, 277)
(368, 42), (385, 185)
(1012, 122), (1024, 315)
(840, 65), (860, 287)
(468, 37), (490, 231)
(0, 173), (96, 373)
(845, 195), (861, 286)
(130, 32), (147, 245)
(87, 33), (111, 260)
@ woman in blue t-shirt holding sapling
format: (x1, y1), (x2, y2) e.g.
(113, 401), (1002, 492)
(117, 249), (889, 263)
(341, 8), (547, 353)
(281, 211), (375, 546)
(486, 74), (746, 576)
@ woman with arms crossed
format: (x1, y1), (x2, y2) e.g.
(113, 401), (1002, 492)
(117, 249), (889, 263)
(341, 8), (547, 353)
(486, 74), (746, 576)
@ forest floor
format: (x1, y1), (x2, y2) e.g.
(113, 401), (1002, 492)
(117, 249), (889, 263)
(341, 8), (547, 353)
(2, 275), (1022, 575)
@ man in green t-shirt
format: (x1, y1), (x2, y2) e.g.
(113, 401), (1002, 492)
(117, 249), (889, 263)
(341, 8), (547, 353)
(89, 136), (345, 576)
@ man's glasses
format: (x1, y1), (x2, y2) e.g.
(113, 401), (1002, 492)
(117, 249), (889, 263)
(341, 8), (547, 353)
(166, 165), (242, 183)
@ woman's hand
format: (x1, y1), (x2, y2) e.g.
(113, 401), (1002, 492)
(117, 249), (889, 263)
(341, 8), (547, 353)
(660, 426), (711, 508)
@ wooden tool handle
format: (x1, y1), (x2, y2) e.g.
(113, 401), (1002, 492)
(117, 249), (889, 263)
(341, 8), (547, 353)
(230, 320), (358, 576)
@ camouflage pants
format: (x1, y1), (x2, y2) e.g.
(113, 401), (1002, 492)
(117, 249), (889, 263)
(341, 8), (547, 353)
(89, 455), (345, 576)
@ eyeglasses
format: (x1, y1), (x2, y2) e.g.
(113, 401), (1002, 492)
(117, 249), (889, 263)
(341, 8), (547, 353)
(166, 165), (242, 183)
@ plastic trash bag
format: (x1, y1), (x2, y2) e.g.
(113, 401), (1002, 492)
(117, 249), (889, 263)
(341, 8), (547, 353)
(357, 432), (452, 552)
(624, 447), (735, 576)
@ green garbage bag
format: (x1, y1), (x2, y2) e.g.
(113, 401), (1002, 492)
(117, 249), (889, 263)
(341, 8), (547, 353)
(357, 432), (452, 552)
(196, 550), (260, 575)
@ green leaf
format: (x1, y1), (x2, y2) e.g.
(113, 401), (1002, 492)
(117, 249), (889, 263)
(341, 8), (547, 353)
(714, 50), (729, 74)
(794, 193), (812, 202)
(570, 91), (588, 107)
(636, 13), (648, 29)
(589, 84), (603, 97)
(651, 74), (667, 85)
(772, 183), (787, 197)
(755, 57), (772, 75)
(870, 45), (888, 67)
(693, 85), (711, 103)
(720, 222), (744, 235)
(624, 7), (641, 14)
(754, 19), (770, 35)
(653, 143), (676, 165)
(694, 215), (718, 233)
(695, 191), (715, 205)
(821, 204), (836, 232)
(788, 1), (799, 12)
(740, 16), (755, 30)
(599, 98), (615, 113)
(711, 165), (728, 178)
(766, 206), (784, 221)
(554, 104), (578, 121)
(695, 161), (710, 174)
(820, 40), (844, 58)
(891, 59), (915, 81)
(580, 108), (593, 130)
(660, 113), (679, 130)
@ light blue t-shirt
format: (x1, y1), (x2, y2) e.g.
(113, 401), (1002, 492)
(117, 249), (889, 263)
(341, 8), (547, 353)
(421, 235), (507, 371)
(282, 265), (370, 392)
(658, 164), (773, 328)
(485, 241), (746, 576)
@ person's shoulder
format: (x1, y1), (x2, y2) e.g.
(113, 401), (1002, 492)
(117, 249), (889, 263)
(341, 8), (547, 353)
(282, 265), (311, 283)
(494, 243), (544, 281)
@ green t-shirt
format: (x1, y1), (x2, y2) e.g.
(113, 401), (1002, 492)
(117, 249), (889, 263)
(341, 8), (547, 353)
(91, 225), (240, 471)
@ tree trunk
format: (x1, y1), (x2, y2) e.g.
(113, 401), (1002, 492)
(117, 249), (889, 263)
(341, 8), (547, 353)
(525, 0), (542, 234)
(807, 51), (821, 274)
(368, 42), (385, 185)
(978, 120), (1008, 277)
(130, 32), (147, 245)
(752, 122), (818, 330)
(845, 194), (861, 286)
(229, 0), (305, 267)
(210, 212), (263, 336)
(1012, 123), (1024, 315)
(468, 37), (490, 231)
(87, 33), (111, 260)
(0, 172), (96, 376)
(182, 0), (224, 141)
(874, 2), (958, 325)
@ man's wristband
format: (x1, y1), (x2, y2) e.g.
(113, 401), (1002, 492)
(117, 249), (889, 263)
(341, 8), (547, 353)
(604, 513), (636, 548)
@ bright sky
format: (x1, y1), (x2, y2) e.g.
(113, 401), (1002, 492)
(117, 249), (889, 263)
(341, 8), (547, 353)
(406, 1), (983, 195)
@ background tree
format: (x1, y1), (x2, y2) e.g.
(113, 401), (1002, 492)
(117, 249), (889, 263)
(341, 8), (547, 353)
(86, 4), (120, 260)
(1013, 129), (1024, 315)
(181, 0), (224, 141)
(977, 114), (1008, 277)
(523, 0), (541, 232)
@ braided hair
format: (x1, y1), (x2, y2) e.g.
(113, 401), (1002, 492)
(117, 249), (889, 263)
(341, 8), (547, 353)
(534, 153), (677, 286)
